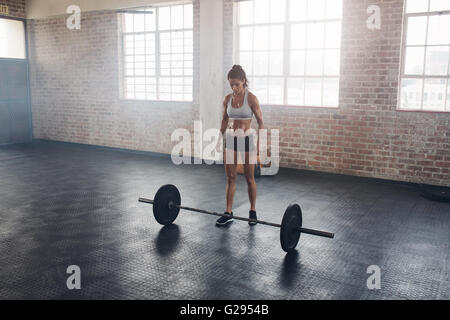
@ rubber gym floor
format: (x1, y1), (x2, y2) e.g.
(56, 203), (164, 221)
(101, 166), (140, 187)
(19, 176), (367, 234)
(0, 140), (449, 300)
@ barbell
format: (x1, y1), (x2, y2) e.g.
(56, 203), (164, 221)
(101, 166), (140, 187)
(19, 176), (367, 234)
(138, 184), (334, 253)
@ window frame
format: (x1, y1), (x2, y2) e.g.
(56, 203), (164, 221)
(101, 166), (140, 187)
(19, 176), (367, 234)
(398, 1), (450, 113)
(120, 2), (193, 102)
(233, 0), (343, 108)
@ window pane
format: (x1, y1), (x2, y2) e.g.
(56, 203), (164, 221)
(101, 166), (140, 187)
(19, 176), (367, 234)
(126, 64), (134, 76)
(146, 84), (156, 94)
(240, 52), (253, 75)
(172, 32), (183, 53)
(427, 15), (450, 45)
(326, 0), (343, 19)
(425, 46), (449, 75)
(307, 23), (324, 49)
(135, 34), (144, 45)
(324, 49), (340, 75)
(144, 10), (155, 31)
(305, 78), (322, 106)
(254, 0), (270, 24)
(405, 0), (429, 13)
(159, 7), (170, 30)
(136, 92), (146, 99)
(290, 50), (306, 75)
(124, 13), (134, 32)
(268, 78), (284, 104)
(126, 56), (134, 64)
(184, 31), (193, 53)
(184, 77), (193, 86)
(135, 61), (145, 69)
(305, 50), (324, 75)
(239, 0), (253, 25)
(287, 78), (305, 105)
(270, 0), (286, 23)
(184, 60), (193, 70)
(429, 0), (450, 11)
(290, 0), (307, 21)
(146, 33), (155, 45)
(324, 21), (341, 48)
(269, 51), (283, 75)
(184, 4), (193, 28)
(270, 25), (284, 50)
(406, 16), (427, 45)
(146, 92), (156, 100)
(136, 84), (145, 93)
(254, 26), (269, 51)
(323, 77), (339, 107)
(423, 78), (446, 111)
(400, 78), (423, 109)
(240, 26), (253, 51)
(171, 5), (183, 29)
(291, 24), (306, 49)
(307, 0), (325, 20)
(173, 77), (183, 86)
(160, 93), (171, 100)
(252, 77), (268, 104)
(254, 52), (269, 75)
(0, 19), (25, 59)
(134, 14), (145, 32)
(404, 47), (425, 74)
(125, 34), (134, 51)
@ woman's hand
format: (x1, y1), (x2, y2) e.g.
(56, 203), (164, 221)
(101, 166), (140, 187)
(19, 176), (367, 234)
(215, 134), (223, 153)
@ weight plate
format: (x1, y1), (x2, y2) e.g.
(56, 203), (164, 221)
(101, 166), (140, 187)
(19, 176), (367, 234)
(280, 204), (302, 252)
(153, 184), (181, 225)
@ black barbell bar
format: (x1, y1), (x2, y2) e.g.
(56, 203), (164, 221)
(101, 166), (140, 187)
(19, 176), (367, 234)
(139, 197), (333, 238)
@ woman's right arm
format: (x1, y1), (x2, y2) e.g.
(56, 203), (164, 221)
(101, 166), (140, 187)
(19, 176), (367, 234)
(220, 95), (230, 135)
(217, 95), (230, 151)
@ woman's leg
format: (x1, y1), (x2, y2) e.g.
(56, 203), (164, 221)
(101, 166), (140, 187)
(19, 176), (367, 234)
(224, 148), (238, 213)
(243, 151), (256, 211)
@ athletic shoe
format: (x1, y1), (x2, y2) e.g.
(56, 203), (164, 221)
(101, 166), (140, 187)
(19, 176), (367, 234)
(248, 210), (257, 225)
(216, 212), (233, 225)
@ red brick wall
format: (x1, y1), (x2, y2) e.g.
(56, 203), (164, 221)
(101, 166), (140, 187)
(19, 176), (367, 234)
(224, 0), (450, 187)
(0, 0), (26, 19)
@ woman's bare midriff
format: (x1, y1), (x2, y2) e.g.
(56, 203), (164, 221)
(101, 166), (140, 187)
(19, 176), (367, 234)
(229, 119), (252, 134)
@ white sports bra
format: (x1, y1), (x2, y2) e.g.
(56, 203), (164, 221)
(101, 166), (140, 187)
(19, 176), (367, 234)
(227, 89), (253, 120)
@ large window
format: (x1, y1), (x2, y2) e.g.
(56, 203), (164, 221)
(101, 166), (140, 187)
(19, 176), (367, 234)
(122, 3), (193, 101)
(235, 0), (342, 107)
(0, 18), (26, 59)
(400, 0), (450, 112)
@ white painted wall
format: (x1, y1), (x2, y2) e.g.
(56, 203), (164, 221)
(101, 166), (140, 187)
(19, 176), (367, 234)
(199, 0), (223, 160)
(199, 0), (223, 129)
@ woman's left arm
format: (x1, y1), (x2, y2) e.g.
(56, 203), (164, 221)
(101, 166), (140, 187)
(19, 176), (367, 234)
(249, 93), (264, 156)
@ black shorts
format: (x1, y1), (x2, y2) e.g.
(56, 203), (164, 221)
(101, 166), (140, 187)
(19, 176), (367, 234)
(225, 134), (256, 153)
